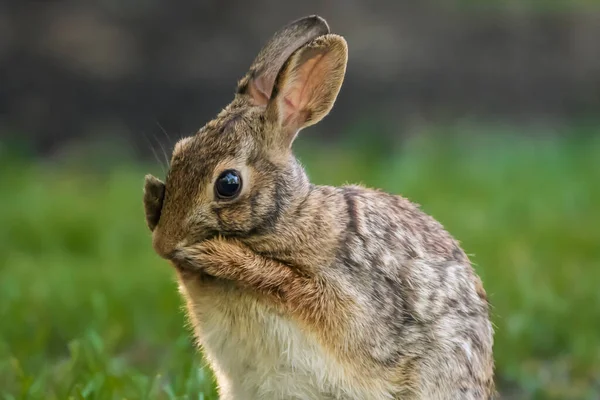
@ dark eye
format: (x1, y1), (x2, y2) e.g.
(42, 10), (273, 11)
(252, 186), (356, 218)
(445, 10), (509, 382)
(215, 169), (242, 199)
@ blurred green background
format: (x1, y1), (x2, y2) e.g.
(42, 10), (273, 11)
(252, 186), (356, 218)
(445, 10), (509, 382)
(2, 1), (600, 399)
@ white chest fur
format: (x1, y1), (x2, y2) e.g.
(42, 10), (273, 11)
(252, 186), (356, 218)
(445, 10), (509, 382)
(179, 282), (381, 400)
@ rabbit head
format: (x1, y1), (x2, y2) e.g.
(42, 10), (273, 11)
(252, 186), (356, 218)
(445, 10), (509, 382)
(143, 16), (348, 259)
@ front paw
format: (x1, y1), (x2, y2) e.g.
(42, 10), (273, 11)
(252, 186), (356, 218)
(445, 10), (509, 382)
(173, 238), (248, 281)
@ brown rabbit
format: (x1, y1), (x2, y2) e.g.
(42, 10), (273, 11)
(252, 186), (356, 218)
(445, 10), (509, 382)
(143, 15), (495, 400)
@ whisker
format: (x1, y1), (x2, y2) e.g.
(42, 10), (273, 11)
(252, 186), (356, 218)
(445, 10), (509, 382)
(152, 131), (171, 170)
(142, 131), (166, 177)
(155, 120), (173, 145)
(154, 120), (174, 169)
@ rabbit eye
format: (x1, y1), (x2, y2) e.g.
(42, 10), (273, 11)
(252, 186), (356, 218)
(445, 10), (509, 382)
(215, 169), (242, 199)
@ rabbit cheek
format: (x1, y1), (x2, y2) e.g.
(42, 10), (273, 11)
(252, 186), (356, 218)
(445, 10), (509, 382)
(213, 203), (254, 236)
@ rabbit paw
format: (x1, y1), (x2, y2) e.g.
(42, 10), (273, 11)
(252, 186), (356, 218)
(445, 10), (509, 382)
(174, 238), (253, 281)
(174, 238), (300, 299)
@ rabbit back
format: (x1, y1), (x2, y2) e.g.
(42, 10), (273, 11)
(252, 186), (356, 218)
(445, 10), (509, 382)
(330, 185), (495, 398)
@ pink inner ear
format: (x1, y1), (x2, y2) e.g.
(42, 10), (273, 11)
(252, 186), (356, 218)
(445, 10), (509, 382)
(247, 76), (270, 106)
(279, 53), (326, 128)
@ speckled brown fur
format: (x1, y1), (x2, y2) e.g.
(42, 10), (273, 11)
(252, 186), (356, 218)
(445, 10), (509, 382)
(143, 15), (495, 400)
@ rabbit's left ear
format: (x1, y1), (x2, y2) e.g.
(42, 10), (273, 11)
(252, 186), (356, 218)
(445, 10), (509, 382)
(266, 34), (348, 147)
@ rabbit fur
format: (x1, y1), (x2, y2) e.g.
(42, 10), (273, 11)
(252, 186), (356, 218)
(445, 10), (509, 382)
(143, 15), (495, 400)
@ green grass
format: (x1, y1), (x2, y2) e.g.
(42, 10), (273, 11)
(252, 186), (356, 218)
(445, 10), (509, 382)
(1, 128), (599, 399)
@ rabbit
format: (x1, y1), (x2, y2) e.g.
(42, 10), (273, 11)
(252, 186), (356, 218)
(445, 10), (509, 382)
(143, 15), (495, 400)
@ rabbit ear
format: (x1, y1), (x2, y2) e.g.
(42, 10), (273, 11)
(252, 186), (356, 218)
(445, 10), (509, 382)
(144, 174), (165, 232)
(266, 34), (348, 146)
(237, 15), (330, 106)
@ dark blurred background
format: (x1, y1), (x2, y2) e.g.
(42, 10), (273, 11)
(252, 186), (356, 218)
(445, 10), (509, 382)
(1, 2), (599, 399)
(2, 0), (600, 154)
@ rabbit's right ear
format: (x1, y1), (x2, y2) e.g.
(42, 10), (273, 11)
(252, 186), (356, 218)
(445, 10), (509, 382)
(237, 15), (330, 106)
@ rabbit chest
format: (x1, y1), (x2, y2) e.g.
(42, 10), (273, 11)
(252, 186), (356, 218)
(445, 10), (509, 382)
(178, 279), (370, 400)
